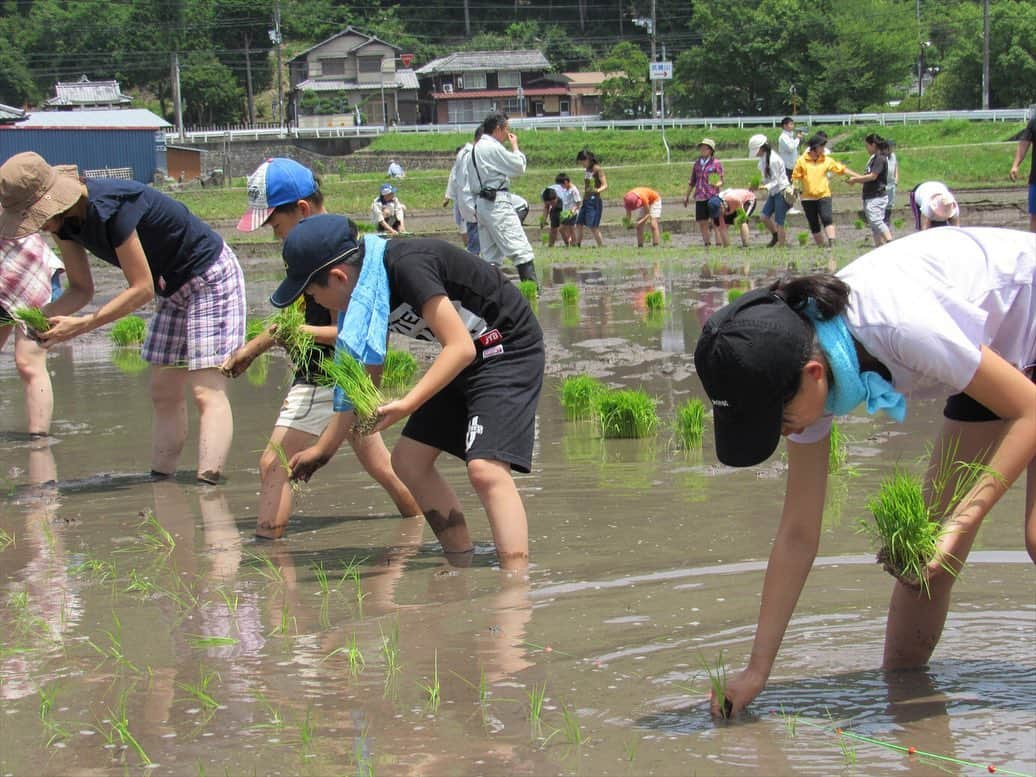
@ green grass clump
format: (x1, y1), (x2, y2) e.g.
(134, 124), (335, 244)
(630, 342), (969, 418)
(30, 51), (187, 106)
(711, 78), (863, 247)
(661, 230), (672, 243)
(858, 472), (954, 596)
(112, 348), (149, 375)
(853, 218), (866, 230)
(265, 303), (315, 368)
(596, 389), (658, 439)
(726, 287), (746, 303)
(797, 231), (810, 246)
(381, 349), (418, 393)
(246, 317), (267, 341)
(518, 280), (538, 302)
(109, 315), (147, 346)
(318, 351), (384, 433)
(675, 398), (706, 449)
(12, 307), (50, 333)
(560, 283), (579, 304)
(644, 290), (665, 311)
(560, 375), (605, 421)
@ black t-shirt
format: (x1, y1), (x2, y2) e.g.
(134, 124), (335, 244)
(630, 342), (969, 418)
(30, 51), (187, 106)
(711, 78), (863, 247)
(1023, 117), (1036, 185)
(381, 238), (541, 350)
(294, 294), (335, 386)
(57, 179), (224, 296)
(861, 154), (887, 199)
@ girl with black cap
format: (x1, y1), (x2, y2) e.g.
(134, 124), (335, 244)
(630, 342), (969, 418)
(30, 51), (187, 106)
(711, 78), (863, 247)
(693, 226), (1035, 716)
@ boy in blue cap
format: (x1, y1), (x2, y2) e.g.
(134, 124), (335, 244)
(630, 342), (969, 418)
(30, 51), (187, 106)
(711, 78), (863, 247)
(222, 158), (418, 538)
(276, 214), (544, 570)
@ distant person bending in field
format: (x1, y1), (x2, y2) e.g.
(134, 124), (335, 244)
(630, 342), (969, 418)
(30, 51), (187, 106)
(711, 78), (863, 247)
(0, 151), (245, 485)
(222, 157), (419, 539)
(684, 138), (725, 247)
(1008, 112), (1036, 232)
(749, 134), (791, 248)
(910, 181), (960, 230)
(846, 133), (893, 246)
(716, 188), (757, 247)
(387, 159), (405, 179)
(575, 149), (607, 248)
(792, 135), (861, 248)
(372, 184), (407, 235)
(623, 187), (662, 247)
(694, 227), (1036, 717)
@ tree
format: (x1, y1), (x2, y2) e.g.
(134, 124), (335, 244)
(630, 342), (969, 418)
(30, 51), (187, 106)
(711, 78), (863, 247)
(180, 55), (244, 125)
(209, 0), (274, 124)
(596, 41), (651, 119)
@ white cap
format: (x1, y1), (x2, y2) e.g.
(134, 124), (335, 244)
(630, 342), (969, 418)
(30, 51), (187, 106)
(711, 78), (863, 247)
(748, 134), (768, 157)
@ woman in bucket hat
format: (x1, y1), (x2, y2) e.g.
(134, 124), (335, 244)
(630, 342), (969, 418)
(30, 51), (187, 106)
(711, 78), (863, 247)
(694, 227), (1036, 717)
(0, 151), (246, 485)
(683, 138), (724, 247)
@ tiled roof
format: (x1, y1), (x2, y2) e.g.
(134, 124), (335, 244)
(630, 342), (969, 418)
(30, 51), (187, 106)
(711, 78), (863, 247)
(15, 109), (170, 129)
(0, 103), (28, 123)
(46, 76), (131, 107)
(295, 70), (419, 92)
(416, 50), (550, 75)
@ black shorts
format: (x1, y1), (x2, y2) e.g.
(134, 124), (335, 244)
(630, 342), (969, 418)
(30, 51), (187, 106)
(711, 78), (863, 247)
(694, 200), (711, 222)
(401, 339), (544, 473)
(944, 367), (1036, 422)
(802, 198), (833, 233)
(549, 204), (563, 229)
(723, 199), (756, 225)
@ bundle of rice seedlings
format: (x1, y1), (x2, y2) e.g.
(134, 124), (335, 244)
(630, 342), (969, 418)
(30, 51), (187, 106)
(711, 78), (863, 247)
(245, 318), (268, 342)
(318, 352), (384, 434)
(381, 349), (418, 394)
(661, 231), (672, 243)
(726, 287), (746, 303)
(828, 421), (848, 472)
(112, 348), (149, 375)
(748, 172), (762, 190)
(675, 398), (706, 449)
(559, 375), (604, 421)
(621, 215), (633, 230)
(596, 389), (658, 439)
(12, 307), (50, 333)
(265, 304), (316, 368)
(560, 284), (579, 305)
(645, 290), (665, 312)
(857, 472), (955, 597)
(797, 232), (810, 246)
(110, 315), (147, 346)
(518, 280), (538, 302)
(733, 207), (749, 227)
(246, 354), (270, 387)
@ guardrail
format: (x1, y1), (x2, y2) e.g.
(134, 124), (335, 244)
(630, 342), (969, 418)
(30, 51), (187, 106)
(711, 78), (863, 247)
(167, 108), (1032, 144)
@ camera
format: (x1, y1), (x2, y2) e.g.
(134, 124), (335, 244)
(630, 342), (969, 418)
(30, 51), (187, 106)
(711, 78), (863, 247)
(479, 187), (497, 202)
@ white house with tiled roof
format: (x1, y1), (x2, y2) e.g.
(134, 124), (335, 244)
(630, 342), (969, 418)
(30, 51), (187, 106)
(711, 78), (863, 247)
(45, 75), (133, 110)
(287, 26), (418, 127)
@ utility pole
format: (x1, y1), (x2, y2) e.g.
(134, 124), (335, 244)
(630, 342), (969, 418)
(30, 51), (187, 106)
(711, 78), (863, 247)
(271, 0), (284, 126)
(981, 0), (990, 109)
(171, 51), (184, 140)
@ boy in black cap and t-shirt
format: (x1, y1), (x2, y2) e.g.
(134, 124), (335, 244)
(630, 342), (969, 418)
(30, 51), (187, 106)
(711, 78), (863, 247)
(276, 214), (544, 570)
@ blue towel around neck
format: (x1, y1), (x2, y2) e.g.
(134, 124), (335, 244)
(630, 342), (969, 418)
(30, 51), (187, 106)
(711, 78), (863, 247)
(802, 300), (906, 422)
(332, 234), (391, 412)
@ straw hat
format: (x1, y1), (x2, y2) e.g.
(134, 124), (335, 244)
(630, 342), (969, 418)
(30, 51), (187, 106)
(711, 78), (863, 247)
(698, 138), (717, 152)
(0, 152), (83, 239)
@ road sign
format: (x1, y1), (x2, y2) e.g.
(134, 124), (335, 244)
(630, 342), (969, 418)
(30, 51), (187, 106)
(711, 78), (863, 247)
(650, 61), (673, 80)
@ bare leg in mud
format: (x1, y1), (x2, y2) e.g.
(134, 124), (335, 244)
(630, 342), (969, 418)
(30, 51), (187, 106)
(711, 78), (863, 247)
(882, 419), (1033, 668)
(391, 437), (530, 570)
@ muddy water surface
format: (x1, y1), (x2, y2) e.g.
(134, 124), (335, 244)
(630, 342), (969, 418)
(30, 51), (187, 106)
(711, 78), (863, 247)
(1, 254), (1034, 776)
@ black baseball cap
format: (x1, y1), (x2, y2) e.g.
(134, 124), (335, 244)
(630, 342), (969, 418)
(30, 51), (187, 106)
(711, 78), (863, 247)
(271, 214), (359, 308)
(693, 287), (814, 467)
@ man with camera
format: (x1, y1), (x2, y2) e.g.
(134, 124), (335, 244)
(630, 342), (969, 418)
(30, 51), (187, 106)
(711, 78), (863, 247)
(466, 112), (539, 287)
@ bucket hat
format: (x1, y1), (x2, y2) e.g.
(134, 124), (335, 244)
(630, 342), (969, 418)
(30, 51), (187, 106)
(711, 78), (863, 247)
(0, 152), (83, 239)
(698, 138), (717, 152)
(380, 183), (396, 196)
(748, 134), (768, 157)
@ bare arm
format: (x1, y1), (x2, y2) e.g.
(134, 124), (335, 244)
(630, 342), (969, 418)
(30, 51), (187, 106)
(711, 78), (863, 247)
(1009, 139), (1031, 181)
(373, 294), (476, 432)
(716, 436), (829, 716)
(41, 232), (154, 344)
(594, 166), (608, 195)
(43, 237), (94, 317)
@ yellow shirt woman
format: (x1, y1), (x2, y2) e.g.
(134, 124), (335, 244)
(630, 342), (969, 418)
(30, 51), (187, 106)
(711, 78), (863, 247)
(791, 152), (847, 200)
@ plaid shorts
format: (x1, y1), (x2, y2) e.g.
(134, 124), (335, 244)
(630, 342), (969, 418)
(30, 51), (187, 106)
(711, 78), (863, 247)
(142, 243), (246, 370)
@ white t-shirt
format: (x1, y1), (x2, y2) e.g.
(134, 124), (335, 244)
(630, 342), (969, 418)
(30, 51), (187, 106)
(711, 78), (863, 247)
(791, 227), (1036, 443)
(914, 181), (958, 220)
(778, 130), (800, 172)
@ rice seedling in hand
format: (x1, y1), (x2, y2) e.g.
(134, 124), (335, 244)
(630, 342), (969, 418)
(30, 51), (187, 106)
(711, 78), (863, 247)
(265, 303), (316, 369)
(748, 172), (762, 190)
(621, 215), (633, 230)
(560, 283), (579, 304)
(246, 353), (270, 386)
(675, 398), (706, 449)
(269, 439), (301, 492)
(560, 375), (604, 421)
(381, 349), (418, 394)
(109, 315), (147, 345)
(318, 352), (384, 434)
(697, 650), (732, 719)
(518, 280), (539, 302)
(596, 389), (658, 439)
(733, 207), (749, 227)
(644, 290), (665, 312)
(12, 306), (50, 334)
(245, 317), (268, 342)
(857, 471), (957, 596)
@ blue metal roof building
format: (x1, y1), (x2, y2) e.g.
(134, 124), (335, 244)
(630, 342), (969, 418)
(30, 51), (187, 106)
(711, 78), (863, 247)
(0, 109), (171, 183)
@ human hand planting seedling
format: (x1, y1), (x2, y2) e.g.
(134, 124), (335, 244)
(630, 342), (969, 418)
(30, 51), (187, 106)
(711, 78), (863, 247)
(12, 306), (50, 338)
(318, 352), (384, 435)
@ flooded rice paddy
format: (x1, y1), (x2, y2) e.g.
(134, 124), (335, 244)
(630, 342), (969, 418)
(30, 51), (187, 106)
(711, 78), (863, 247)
(1, 250), (1034, 776)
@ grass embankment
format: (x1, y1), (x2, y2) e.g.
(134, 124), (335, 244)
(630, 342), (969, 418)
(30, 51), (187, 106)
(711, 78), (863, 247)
(171, 121), (1027, 225)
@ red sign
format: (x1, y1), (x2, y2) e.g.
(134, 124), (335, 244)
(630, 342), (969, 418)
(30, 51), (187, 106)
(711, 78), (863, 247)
(400, 53), (414, 68)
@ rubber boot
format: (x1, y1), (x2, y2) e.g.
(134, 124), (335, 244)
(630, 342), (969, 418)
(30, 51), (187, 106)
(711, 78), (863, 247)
(517, 261), (539, 289)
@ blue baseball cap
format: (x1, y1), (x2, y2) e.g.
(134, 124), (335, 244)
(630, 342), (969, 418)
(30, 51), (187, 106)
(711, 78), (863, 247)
(380, 183), (396, 196)
(238, 158), (318, 232)
(271, 214), (359, 308)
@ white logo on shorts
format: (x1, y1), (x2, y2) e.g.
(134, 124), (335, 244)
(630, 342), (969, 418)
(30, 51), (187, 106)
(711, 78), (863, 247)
(465, 415), (484, 451)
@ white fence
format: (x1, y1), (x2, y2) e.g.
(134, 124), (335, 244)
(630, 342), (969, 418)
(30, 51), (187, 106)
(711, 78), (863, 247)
(166, 108), (1032, 144)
